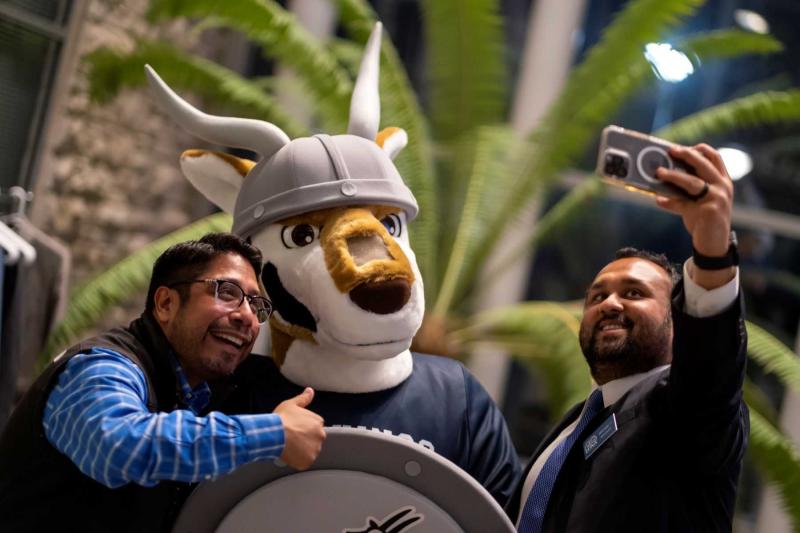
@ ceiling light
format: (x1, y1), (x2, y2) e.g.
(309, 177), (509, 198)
(734, 9), (769, 34)
(719, 147), (753, 181)
(644, 43), (695, 83)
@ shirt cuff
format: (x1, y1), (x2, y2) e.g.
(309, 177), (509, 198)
(682, 259), (739, 318)
(236, 413), (285, 462)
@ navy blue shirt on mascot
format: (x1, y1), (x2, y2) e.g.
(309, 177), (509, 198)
(234, 352), (520, 505)
(145, 21), (521, 508)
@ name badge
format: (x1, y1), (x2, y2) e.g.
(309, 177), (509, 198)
(583, 413), (618, 459)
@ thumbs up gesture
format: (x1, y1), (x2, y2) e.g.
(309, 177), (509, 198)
(274, 387), (326, 470)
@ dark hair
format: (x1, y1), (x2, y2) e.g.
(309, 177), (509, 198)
(614, 247), (681, 287)
(145, 232), (263, 312)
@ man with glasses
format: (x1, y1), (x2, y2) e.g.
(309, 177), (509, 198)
(0, 233), (326, 532)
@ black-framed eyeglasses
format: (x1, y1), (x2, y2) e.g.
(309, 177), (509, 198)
(167, 279), (273, 323)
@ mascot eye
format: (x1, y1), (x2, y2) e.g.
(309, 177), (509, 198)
(380, 214), (402, 237)
(281, 224), (319, 248)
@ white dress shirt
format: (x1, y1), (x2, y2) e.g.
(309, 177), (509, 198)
(516, 260), (739, 525)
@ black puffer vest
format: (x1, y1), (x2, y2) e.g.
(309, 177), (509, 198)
(0, 313), (219, 532)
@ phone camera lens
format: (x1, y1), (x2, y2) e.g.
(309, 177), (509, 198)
(604, 154), (628, 179)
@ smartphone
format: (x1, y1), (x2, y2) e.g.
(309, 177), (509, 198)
(596, 125), (694, 199)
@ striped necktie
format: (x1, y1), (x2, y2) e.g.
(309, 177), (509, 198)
(518, 388), (605, 533)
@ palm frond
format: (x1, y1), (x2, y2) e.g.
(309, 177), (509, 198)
(38, 213), (233, 372)
(743, 379), (779, 426)
(85, 40), (308, 138)
(454, 301), (590, 418)
(419, 0), (508, 250)
(461, 0), (707, 295)
(655, 90), (800, 142)
(420, 0), (507, 142)
(440, 130), (541, 306)
(447, 172), (603, 314)
(462, 29), (781, 300)
(471, 178), (605, 302)
(543, 29), (780, 161)
(526, 29), (781, 198)
(748, 408), (800, 526)
(680, 28), (783, 58)
(745, 320), (800, 394)
(543, 0), (705, 128)
(433, 126), (518, 316)
(147, 0), (352, 132)
(542, 30), (781, 167)
(339, 0), (440, 300)
(329, 38), (364, 73)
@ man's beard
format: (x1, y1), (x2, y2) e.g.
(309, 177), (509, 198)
(169, 314), (241, 383)
(579, 313), (672, 384)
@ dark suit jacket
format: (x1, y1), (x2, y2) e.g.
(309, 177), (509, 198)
(507, 283), (749, 532)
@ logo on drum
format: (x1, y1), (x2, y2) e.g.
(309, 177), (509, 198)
(343, 506), (424, 533)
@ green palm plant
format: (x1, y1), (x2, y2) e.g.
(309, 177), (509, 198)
(43, 0), (800, 525)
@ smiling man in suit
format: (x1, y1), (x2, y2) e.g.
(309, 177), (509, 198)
(509, 143), (748, 533)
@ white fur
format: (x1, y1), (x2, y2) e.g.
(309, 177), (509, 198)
(180, 152), (242, 214)
(281, 346), (413, 393)
(381, 128), (408, 160)
(253, 212), (425, 392)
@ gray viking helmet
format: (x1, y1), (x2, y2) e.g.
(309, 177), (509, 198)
(145, 23), (418, 238)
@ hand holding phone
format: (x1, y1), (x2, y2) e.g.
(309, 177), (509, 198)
(597, 126), (736, 287)
(596, 125), (695, 199)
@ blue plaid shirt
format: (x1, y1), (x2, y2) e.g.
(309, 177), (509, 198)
(43, 348), (284, 488)
(167, 351), (212, 414)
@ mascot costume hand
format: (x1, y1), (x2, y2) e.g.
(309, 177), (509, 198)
(145, 23), (520, 505)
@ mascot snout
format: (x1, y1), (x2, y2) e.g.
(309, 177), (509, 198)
(322, 206), (415, 316)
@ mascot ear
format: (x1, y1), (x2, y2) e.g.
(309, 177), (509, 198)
(179, 150), (254, 213)
(376, 127), (408, 160)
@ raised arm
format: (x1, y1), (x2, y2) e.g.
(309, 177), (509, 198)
(655, 144), (747, 472)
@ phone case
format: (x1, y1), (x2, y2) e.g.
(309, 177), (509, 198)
(596, 125), (693, 199)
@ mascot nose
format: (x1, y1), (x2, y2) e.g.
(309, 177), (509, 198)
(350, 279), (411, 314)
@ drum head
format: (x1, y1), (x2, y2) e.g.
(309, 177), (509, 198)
(172, 427), (515, 533)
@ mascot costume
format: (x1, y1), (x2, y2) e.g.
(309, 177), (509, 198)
(145, 23), (520, 505)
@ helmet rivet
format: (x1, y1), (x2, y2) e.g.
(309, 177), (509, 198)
(254, 205), (265, 218)
(340, 181), (358, 197)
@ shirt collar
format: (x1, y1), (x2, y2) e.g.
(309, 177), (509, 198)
(167, 352), (212, 414)
(596, 364), (671, 407)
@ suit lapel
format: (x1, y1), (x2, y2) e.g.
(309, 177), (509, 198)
(506, 368), (672, 522)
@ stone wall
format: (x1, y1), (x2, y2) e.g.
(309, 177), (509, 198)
(31, 0), (218, 329)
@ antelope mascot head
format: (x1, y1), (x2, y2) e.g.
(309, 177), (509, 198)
(145, 24), (424, 393)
